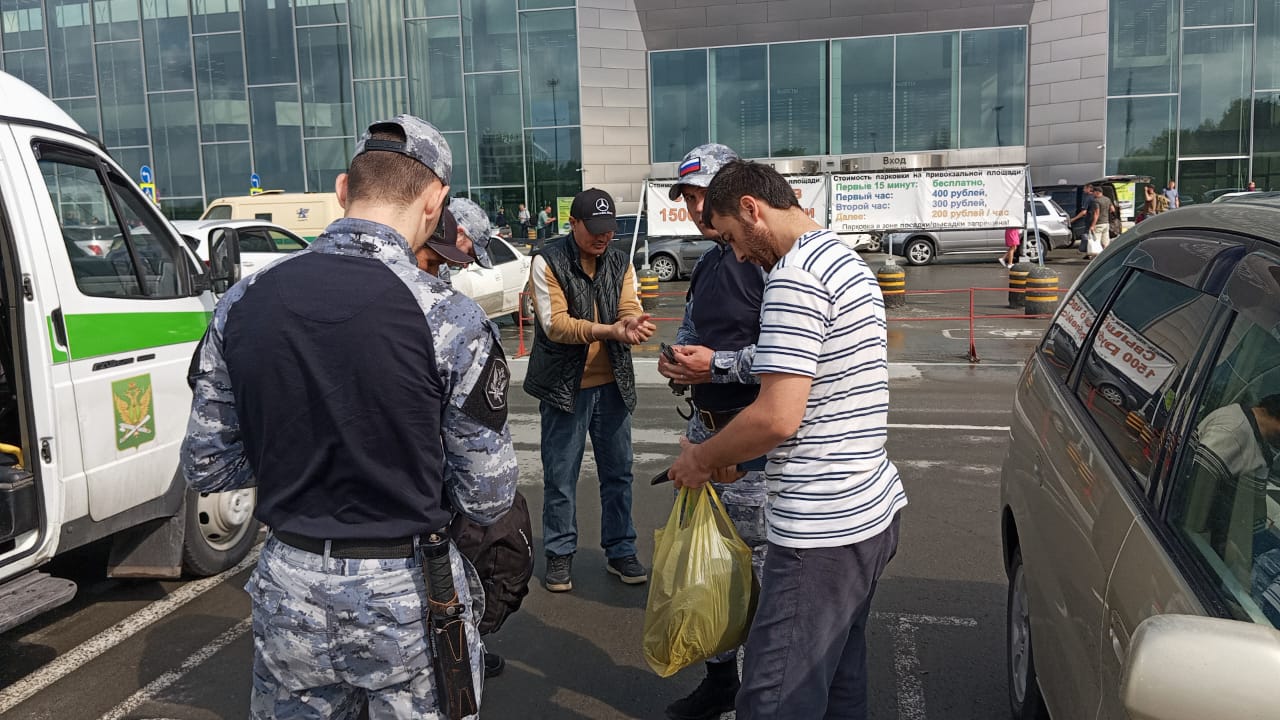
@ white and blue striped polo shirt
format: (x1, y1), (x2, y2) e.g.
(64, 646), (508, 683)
(753, 229), (907, 548)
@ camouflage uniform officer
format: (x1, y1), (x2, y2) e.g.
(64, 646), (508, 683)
(181, 114), (518, 720)
(656, 143), (769, 720)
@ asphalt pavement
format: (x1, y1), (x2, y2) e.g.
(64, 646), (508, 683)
(0, 252), (1091, 720)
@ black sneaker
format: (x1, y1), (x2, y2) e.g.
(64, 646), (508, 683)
(484, 652), (505, 678)
(545, 553), (573, 592)
(606, 555), (648, 585)
(665, 664), (740, 720)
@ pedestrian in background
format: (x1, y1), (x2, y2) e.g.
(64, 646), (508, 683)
(1000, 224), (1020, 268)
(524, 188), (657, 593)
(670, 160), (906, 720)
(1163, 180), (1180, 209)
(1088, 185), (1113, 257)
(1067, 186), (1093, 254)
(495, 205), (508, 231)
(181, 114), (518, 719)
(657, 143), (770, 720)
(518, 203), (532, 240)
(537, 204), (551, 240)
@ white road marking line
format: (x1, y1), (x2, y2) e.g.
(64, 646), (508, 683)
(97, 617), (252, 720)
(889, 423), (1009, 432)
(0, 545), (261, 715)
(876, 612), (979, 720)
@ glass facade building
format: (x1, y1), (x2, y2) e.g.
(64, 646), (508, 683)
(0, 0), (581, 218)
(648, 27), (1029, 163)
(1107, 0), (1280, 202)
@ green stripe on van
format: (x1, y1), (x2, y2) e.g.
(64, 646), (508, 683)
(54, 311), (212, 362)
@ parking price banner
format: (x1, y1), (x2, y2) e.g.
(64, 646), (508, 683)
(831, 166), (1026, 233)
(647, 175), (829, 236)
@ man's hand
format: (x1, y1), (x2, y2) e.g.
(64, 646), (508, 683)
(669, 436), (713, 489)
(710, 465), (746, 485)
(670, 345), (713, 384)
(611, 314), (656, 345)
(658, 354), (681, 380)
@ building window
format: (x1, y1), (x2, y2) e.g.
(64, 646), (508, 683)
(521, 9), (579, 128)
(408, 18), (465, 132)
(243, 0), (296, 85)
(48, 0), (96, 99)
(1, 0), (46, 50)
(896, 32), (958, 152)
(190, 0), (240, 34)
(769, 41), (827, 157)
(1183, 0), (1252, 28)
(249, 84), (304, 192)
(1109, 0), (1178, 96)
(3, 48), (51, 95)
(650, 49), (709, 164)
(296, 0), (347, 26)
(466, 72), (524, 186)
(298, 25), (354, 139)
(142, 0), (194, 93)
(831, 36), (893, 155)
(959, 27), (1026, 149)
(193, 33), (249, 143)
(354, 78), (409, 135)
(351, 0), (404, 80)
(1106, 95), (1176, 182)
(462, 0), (518, 73)
(149, 91), (202, 197)
(525, 126), (580, 211)
(97, 41), (149, 148)
(202, 142), (251, 200)
(1179, 27), (1253, 158)
(709, 45), (768, 159)
(305, 137), (354, 194)
(1252, 92), (1280, 193)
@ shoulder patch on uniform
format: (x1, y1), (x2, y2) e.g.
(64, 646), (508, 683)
(463, 344), (510, 432)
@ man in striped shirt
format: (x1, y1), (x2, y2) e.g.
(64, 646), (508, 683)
(669, 160), (907, 720)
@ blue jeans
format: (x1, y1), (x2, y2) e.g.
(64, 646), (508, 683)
(540, 383), (637, 560)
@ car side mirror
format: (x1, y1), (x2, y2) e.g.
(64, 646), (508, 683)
(1121, 614), (1280, 720)
(208, 228), (242, 294)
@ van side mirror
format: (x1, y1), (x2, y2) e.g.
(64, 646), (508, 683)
(1121, 614), (1280, 720)
(208, 228), (241, 294)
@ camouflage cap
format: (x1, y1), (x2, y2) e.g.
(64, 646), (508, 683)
(354, 114), (452, 186)
(669, 143), (740, 200)
(449, 198), (493, 268)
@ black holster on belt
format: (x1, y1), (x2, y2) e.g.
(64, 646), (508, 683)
(417, 532), (477, 720)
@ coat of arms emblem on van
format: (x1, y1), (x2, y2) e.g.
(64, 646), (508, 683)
(113, 374), (155, 451)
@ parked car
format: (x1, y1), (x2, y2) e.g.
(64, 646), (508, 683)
(172, 219), (308, 277)
(882, 197), (1071, 266)
(1002, 198), (1280, 720)
(450, 235), (532, 321)
(635, 235), (716, 281)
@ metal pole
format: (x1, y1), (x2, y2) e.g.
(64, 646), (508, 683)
(636, 178), (650, 271)
(1025, 166), (1043, 267)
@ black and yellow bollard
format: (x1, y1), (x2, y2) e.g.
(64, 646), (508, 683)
(1024, 266), (1060, 316)
(1008, 260), (1032, 309)
(638, 267), (660, 300)
(876, 263), (906, 308)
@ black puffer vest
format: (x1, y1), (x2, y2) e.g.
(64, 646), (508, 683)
(523, 237), (637, 414)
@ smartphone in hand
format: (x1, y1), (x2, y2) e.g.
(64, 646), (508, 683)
(660, 342), (678, 364)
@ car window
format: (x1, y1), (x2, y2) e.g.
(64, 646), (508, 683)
(488, 239), (517, 265)
(38, 143), (186, 298)
(204, 204), (232, 220)
(1166, 309), (1280, 628)
(1074, 270), (1218, 486)
(1035, 202), (1052, 216)
(1039, 249), (1130, 384)
(237, 229), (276, 253)
(268, 229), (306, 252)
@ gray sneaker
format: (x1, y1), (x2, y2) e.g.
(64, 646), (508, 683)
(545, 553), (573, 592)
(607, 555), (649, 585)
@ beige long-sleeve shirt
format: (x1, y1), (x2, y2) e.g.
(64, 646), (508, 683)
(529, 252), (642, 389)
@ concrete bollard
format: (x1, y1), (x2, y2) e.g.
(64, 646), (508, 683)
(638, 267), (660, 300)
(1024, 266), (1060, 316)
(1008, 260), (1033, 309)
(876, 263), (906, 308)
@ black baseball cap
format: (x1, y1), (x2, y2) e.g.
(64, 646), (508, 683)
(570, 188), (618, 235)
(426, 209), (472, 264)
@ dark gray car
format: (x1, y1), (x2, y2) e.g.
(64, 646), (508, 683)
(636, 236), (715, 281)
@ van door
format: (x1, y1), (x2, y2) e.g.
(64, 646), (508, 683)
(17, 130), (211, 521)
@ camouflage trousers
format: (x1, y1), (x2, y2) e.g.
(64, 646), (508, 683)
(246, 535), (486, 719)
(685, 412), (769, 665)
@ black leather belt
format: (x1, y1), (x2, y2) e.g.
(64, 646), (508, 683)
(273, 530), (417, 559)
(696, 406), (746, 432)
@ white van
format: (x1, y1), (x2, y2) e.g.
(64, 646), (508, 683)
(201, 191), (343, 241)
(0, 72), (255, 632)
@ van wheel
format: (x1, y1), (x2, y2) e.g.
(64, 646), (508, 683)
(1008, 547), (1050, 720)
(904, 237), (935, 266)
(182, 488), (259, 576)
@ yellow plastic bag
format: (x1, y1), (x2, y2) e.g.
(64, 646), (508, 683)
(642, 485), (757, 677)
